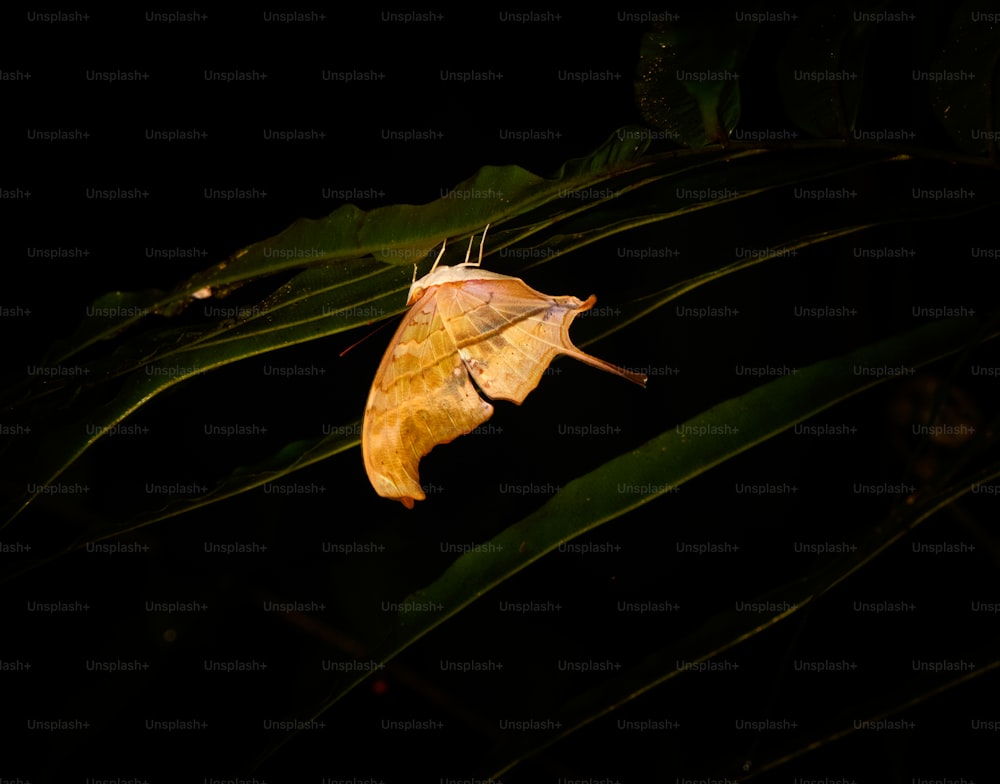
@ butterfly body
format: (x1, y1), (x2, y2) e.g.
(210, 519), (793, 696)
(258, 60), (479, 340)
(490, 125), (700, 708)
(406, 262), (511, 301)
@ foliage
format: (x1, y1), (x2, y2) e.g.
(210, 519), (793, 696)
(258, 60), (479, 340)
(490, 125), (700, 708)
(3, 6), (999, 778)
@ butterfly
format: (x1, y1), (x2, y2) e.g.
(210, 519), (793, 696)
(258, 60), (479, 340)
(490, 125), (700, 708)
(362, 226), (647, 507)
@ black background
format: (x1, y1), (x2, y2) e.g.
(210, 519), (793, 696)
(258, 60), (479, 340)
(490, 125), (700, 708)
(2, 4), (999, 782)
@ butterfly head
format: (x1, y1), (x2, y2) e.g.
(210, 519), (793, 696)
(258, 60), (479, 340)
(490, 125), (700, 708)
(406, 226), (491, 304)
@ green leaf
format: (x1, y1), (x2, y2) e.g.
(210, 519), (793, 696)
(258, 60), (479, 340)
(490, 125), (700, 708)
(250, 315), (997, 769)
(776, 6), (874, 138)
(635, 20), (752, 147)
(3, 140), (914, 531)
(482, 459), (1000, 777)
(1, 129), (654, 527)
(928, 0), (1000, 155)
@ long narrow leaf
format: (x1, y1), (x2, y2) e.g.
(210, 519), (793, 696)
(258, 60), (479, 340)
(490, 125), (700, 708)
(249, 315), (997, 769)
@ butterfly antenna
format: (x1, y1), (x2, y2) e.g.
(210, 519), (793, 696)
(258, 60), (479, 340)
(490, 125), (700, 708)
(338, 318), (397, 357)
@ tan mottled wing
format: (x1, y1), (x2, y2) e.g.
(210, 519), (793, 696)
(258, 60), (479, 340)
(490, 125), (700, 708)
(435, 276), (647, 401)
(362, 288), (494, 508)
(363, 270), (647, 508)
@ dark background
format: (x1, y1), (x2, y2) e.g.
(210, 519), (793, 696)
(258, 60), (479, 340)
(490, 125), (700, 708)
(2, 4), (999, 781)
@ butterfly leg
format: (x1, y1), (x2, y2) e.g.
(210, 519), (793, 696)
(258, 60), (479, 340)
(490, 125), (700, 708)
(477, 223), (490, 266)
(461, 223), (491, 268)
(463, 233), (476, 265)
(427, 236), (449, 274)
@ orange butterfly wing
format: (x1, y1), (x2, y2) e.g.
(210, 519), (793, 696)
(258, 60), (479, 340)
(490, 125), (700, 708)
(363, 267), (646, 508)
(362, 284), (494, 508)
(441, 277), (646, 401)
